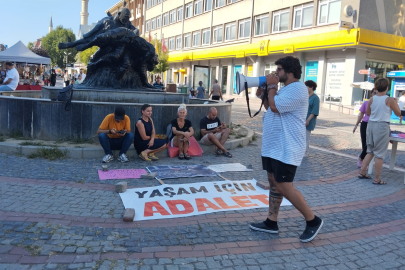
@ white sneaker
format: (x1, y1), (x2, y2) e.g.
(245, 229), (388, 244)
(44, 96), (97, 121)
(117, 153), (129, 163)
(102, 154), (114, 163)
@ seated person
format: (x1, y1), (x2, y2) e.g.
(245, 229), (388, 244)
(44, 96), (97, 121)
(75, 75), (82, 85)
(171, 104), (194, 160)
(152, 76), (165, 90)
(97, 106), (134, 163)
(200, 107), (232, 157)
(134, 104), (167, 161)
(0, 61), (19, 91)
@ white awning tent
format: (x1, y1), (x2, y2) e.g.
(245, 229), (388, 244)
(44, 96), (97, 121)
(0, 41), (50, 65)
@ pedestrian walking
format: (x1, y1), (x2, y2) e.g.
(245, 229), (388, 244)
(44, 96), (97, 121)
(209, 79), (223, 101)
(63, 71), (70, 87)
(358, 78), (401, 185)
(249, 56), (323, 243)
(305, 80), (320, 155)
(196, 81), (206, 99)
(50, 69), (57, 86)
(353, 89), (377, 168)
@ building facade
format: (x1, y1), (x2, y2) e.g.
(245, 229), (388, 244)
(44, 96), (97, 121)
(140, 0), (405, 105)
(107, 0), (146, 35)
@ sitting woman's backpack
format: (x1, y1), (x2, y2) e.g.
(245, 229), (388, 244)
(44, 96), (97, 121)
(57, 84), (73, 111)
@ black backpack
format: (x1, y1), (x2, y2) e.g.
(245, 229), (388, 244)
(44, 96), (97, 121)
(57, 84), (73, 111)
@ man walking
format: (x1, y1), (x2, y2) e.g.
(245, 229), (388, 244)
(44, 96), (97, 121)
(249, 56), (323, 242)
(97, 106), (134, 163)
(305, 80), (320, 154)
(0, 61), (19, 91)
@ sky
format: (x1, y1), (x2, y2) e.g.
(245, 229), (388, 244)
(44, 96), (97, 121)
(0, 0), (120, 48)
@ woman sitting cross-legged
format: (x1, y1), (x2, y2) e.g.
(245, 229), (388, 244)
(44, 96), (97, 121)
(171, 104), (194, 160)
(134, 104), (167, 161)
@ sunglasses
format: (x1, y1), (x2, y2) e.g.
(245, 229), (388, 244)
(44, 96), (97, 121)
(276, 68), (283, 72)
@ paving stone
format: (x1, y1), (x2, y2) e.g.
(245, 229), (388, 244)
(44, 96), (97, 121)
(123, 208), (135, 222)
(115, 182), (127, 193)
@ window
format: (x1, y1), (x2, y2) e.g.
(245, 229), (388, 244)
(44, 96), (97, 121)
(225, 23), (236, 41)
(255, 14), (269, 36)
(184, 34), (191, 48)
(151, 18), (156, 30)
(177, 7), (183, 21)
(204, 0), (212, 11)
(294, 3), (314, 29)
(193, 31), (201, 46)
(152, 0), (157, 5)
(273, 9), (290, 32)
(194, 0), (202, 15)
(185, 3), (193, 18)
(202, 29), (210, 45)
(318, 0), (341, 24)
(157, 16), (161, 28)
(213, 25), (223, 42)
(146, 0), (151, 9)
(169, 10), (176, 24)
(227, 0), (239, 3)
(176, 36), (182, 50)
(163, 13), (168, 26)
(238, 19), (250, 39)
(169, 37), (175, 51)
(146, 20), (150, 32)
(215, 0), (225, 8)
(158, 0), (162, 3)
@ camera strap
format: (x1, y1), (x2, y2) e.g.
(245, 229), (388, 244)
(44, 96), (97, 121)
(245, 82), (267, 118)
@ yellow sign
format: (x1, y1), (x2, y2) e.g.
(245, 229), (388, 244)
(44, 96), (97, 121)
(399, 65), (404, 69)
(258, 40), (269, 56)
(284, 46), (294, 54)
(236, 51), (245, 58)
(180, 69), (187, 73)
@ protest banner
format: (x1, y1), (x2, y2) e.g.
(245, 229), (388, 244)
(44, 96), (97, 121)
(146, 165), (217, 179)
(119, 179), (291, 221)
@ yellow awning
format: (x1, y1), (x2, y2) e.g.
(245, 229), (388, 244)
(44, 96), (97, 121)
(358, 28), (405, 53)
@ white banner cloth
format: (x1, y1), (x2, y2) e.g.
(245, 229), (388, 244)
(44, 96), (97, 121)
(207, 163), (253, 173)
(119, 179), (291, 221)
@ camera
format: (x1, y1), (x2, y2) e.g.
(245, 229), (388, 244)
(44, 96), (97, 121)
(117, 130), (126, 134)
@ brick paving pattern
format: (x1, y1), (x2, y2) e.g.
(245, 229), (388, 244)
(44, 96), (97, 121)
(0, 103), (404, 269)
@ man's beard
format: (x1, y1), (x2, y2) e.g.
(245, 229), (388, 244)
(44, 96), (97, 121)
(278, 74), (288, 83)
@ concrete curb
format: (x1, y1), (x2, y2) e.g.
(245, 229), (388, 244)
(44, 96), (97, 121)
(0, 127), (255, 159)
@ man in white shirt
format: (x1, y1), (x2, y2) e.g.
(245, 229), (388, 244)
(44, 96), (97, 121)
(0, 61), (19, 91)
(249, 56), (323, 243)
(399, 91), (405, 124)
(78, 69), (86, 81)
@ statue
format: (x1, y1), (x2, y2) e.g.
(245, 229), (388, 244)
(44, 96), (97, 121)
(58, 1), (160, 90)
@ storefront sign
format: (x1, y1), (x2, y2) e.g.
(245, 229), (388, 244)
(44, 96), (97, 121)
(358, 69), (370, 74)
(258, 40), (269, 56)
(236, 51), (245, 58)
(284, 46), (294, 54)
(325, 60), (345, 98)
(305, 61), (318, 83)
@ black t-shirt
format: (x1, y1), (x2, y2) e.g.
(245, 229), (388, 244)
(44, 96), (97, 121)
(171, 119), (192, 140)
(200, 116), (221, 131)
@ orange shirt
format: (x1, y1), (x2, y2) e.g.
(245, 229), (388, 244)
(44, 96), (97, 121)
(99, 113), (131, 138)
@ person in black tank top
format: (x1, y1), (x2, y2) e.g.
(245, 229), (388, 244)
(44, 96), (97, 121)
(170, 104), (194, 160)
(134, 104), (167, 161)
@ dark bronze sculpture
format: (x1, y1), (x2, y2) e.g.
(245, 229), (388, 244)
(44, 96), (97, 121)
(58, 1), (160, 90)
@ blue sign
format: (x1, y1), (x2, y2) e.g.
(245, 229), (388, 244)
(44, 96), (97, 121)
(233, 65), (242, 94)
(387, 70), (405, 77)
(305, 61), (318, 83)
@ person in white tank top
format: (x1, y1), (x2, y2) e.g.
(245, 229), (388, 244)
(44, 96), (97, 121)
(359, 78), (401, 185)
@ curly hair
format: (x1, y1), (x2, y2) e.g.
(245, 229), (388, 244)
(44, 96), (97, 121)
(275, 56), (302, 79)
(305, 80), (317, 90)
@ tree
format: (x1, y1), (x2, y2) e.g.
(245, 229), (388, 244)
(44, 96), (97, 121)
(41, 26), (77, 68)
(149, 38), (169, 75)
(30, 47), (50, 58)
(27, 42), (34, 50)
(77, 46), (99, 66)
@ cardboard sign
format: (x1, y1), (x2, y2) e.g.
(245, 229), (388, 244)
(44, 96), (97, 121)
(119, 179), (292, 221)
(98, 169), (147, 180)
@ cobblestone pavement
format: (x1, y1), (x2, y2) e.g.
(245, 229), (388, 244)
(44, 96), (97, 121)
(0, 102), (405, 269)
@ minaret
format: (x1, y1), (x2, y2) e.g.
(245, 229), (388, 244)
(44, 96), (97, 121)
(49, 14), (53, 33)
(81, 0), (89, 25)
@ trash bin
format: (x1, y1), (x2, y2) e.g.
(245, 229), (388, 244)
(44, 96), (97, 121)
(179, 87), (188, 94)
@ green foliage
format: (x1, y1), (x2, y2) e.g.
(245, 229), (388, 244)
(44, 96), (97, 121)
(27, 42), (34, 50)
(41, 26), (77, 68)
(78, 46), (99, 66)
(30, 47), (50, 58)
(149, 38), (169, 74)
(27, 147), (68, 160)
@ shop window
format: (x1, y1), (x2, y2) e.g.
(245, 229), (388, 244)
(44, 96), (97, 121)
(255, 14), (269, 36)
(213, 26), (223, 43)
(184, 34), (191, 48)
(193, 31), (201, 46)
(225, 23), (236, 41)
(176, 36), (182, 50)
(293, 3), (314, 29)
(202, 29), (211, 45)
(204, 0), (212, 12)
(215, 0), (225, 8)
(221, 66), (228, 94)
(318, 0), (341, 25)
(185, 3), (193, 18)
(273, 9), (290, 33)
(169, 10), (176, 24)
(264, 64), (276, 76)
(177, 7), (183, 21)
(239, 19), (251, 39)
(195, 0), (202, 15)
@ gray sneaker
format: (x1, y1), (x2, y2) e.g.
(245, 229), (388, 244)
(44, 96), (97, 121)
(117, 153), (129, 163)
(102, 154), (114, 163)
